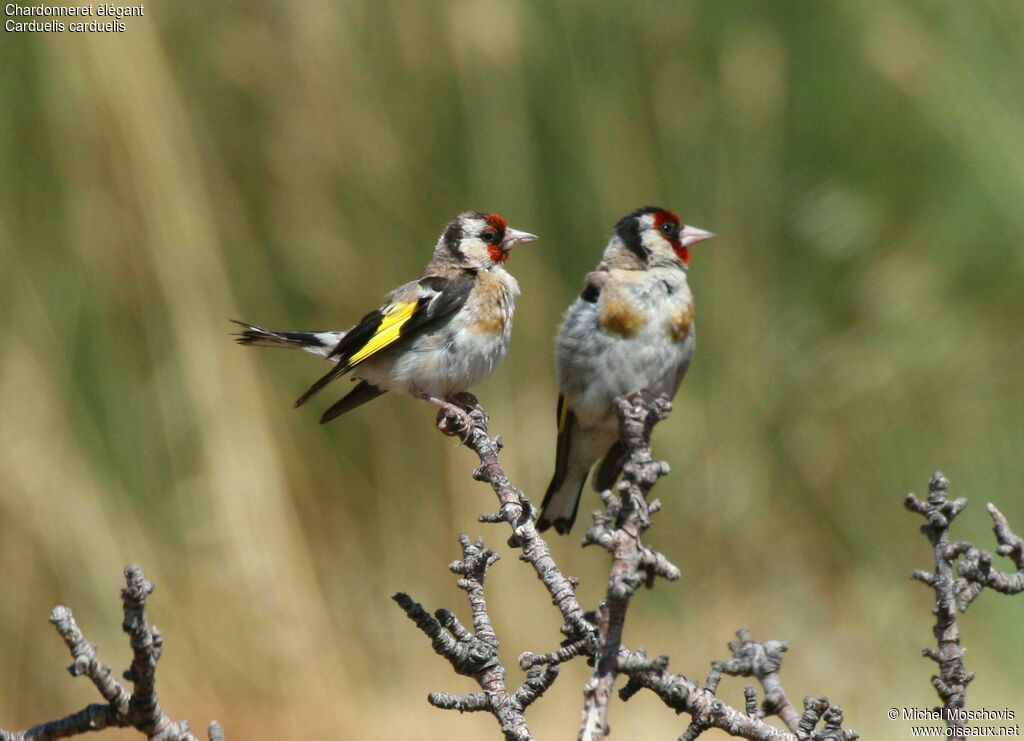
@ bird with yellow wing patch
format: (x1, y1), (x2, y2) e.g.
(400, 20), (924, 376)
(234, 211), (537, 424)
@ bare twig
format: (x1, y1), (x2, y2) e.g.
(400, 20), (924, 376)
(394, 535), (553, 741)
(394, 390), (596, 741)
(435, 392), (595, 645)
(576, 395), (854, 740)
(0, 566), (222, 741)
(906, 471), (1024, 738)
(905, 472), (975, 736)
(617, 647), (857, 741)
(579, 393), (679, 741)
(617, 649), (791, 741)
(716, 629), (802, 734)
(403, 394), (856, 741)
(955, 503), (1024, 605)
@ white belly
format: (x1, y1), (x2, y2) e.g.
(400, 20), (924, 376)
(557, 267), (695, 429)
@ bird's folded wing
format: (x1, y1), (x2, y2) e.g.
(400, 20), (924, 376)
(347, 300), (420, 365)
(549, 394), (575, 488)
(294, 274), (474, 407)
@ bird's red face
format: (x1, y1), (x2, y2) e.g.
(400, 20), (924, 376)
(651, 209), (716, 266)
(477, 212), (538, 265)
(481, 213), (509, 263)
(652, 209), (688, 264)
(445, 211), (538, 268)
(612, 206), (715, 267)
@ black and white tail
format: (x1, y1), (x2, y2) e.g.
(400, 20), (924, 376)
(231, 320), (343, 359)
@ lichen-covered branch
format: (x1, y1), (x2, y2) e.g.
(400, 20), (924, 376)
(955, 502), (1024, 603)
(393, 535), (559, 741)
(395, 394), (600, 740)
(0, 566), (223, 741)
(436, 393), (596, 646)
(906, 472), (974, 734)
(906, 472), (1024, 737)
(616, 644), (857, 741)
(579, 393), (680, 741)
(573, 396), (855, 741)
(408, 394), (857, 741)
(716, 629), (802, 734)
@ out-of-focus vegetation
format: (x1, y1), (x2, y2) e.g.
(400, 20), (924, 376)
(1, 1), (1022, 738)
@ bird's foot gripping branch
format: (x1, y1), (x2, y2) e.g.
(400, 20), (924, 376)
(396, 394), (858, 741)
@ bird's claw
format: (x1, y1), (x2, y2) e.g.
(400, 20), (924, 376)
(428, 396), (477, 440)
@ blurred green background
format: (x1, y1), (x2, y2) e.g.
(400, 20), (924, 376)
(2, 1), (1023, 738)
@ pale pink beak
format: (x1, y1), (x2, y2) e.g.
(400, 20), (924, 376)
(501, 227), (539, 252)
(680, 224), (716, 247)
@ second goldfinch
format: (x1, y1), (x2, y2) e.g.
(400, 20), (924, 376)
(234, 211), (537, 423)
(537, 206), (715, 534)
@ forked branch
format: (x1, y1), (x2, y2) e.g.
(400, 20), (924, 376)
(400, 394), (857, 741)
(0, 566), (223, 741)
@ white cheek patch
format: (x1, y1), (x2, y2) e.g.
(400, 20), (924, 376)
(642, 230), (669, 256)
(460, 239), (489, 263)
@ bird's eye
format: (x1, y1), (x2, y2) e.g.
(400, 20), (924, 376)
(660, 223), (675, 235)
(481, 228), (498, 244)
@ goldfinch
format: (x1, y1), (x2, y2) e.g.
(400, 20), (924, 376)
(537, 207), (715, 534)
(234, 211), (537, 424)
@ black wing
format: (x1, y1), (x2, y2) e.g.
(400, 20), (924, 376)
(294, 274), (475, 407)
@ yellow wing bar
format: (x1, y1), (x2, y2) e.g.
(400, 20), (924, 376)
(348, 301), (419, 365)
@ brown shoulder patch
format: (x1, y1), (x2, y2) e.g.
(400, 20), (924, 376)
(600, 300), (645, 338)
(468, 271), (512, 336)
(469, 311), (506, 335)
(668, 304), (694, 342)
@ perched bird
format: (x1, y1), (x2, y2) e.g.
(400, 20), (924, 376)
(234, 211), (537, 424)
(537, 207), (715, 534)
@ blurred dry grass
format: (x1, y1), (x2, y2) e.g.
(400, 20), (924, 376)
(1, 1), (1023, 738)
